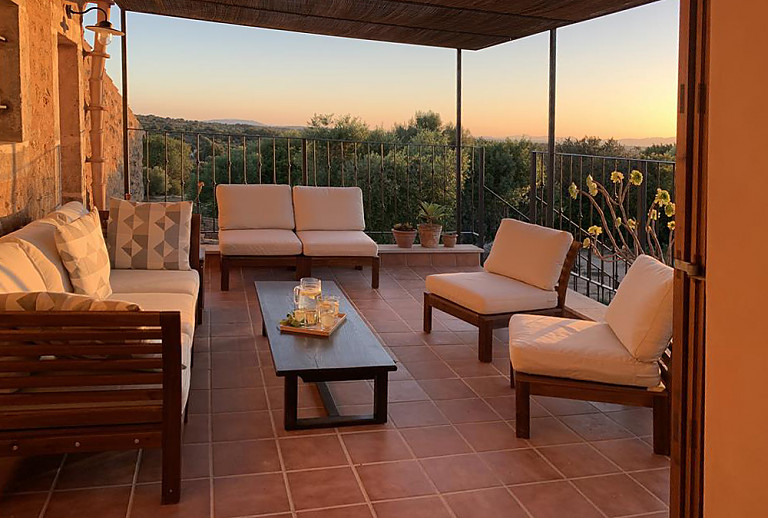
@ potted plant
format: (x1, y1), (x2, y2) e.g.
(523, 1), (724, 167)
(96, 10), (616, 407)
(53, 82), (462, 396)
(392, 222), (417, 248)
(442, 230), (458, 248)
(417, 201), (446, 248)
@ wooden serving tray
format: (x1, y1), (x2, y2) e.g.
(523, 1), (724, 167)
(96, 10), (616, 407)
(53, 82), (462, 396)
(279, 313), (347, 337)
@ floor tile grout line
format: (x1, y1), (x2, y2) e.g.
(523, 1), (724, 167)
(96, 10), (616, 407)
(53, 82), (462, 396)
(335, 425), (379, 518)
(123, 448), (142, 518)
(243, 266), (299, 518)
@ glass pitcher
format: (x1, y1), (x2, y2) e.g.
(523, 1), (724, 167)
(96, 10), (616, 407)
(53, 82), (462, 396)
(293, 278), (322, 312)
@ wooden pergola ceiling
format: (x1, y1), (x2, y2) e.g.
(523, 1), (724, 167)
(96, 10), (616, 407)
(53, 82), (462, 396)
(114, 0), (660, 50)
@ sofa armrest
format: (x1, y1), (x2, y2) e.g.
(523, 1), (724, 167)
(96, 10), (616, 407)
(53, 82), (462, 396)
(0, 310), (183, 435)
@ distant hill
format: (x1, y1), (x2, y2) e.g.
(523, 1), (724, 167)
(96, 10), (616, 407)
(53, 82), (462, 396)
(208, 118), (267, 126)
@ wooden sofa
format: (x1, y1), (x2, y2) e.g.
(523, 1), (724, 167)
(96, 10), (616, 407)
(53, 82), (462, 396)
(217, 185), (380, 290)
(423, 219), (579, 362)
(0, 201), (202, 504)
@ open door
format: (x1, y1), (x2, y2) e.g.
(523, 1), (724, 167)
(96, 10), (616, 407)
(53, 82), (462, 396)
(670, 1), (708, 517)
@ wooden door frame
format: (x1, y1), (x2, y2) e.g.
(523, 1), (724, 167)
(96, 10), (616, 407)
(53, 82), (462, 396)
(671, 0), (708, 517)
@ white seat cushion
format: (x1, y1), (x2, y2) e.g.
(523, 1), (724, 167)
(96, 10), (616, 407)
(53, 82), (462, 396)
(605, 255), (674, 362)
(509, 315), (661, 388)
(484, 219), (573, 291)
(219, 229), (302, 256)
(216, 184), (295, 230)
(426, 271), (558, 315)
(110, 269), (200, 297)
(109, 292), (197, 342)
(297, 231), (378, 257)
(0, 242), (48, 294)
(293, 186), (366, 231)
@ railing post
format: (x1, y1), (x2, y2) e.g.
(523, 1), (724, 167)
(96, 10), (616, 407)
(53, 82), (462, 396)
(477, 147), (485, 248)
(455, 48), (463, 240)
(545, 28), (557, 228)
(529, 151), (538, 223)
(301, 138), (308, 185)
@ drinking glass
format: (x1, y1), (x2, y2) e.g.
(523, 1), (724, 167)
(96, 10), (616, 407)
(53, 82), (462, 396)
(317, 300), (336, 330)
(322, 295), (340, 317)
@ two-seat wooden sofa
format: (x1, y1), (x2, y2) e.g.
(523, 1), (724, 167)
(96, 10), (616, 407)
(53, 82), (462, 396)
(217, 185), (380, 291)
(0, 201), (202, 504)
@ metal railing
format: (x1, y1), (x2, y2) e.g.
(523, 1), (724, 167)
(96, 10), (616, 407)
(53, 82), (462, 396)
(127, 128), (485, 243)
(127, 128), (674, 303)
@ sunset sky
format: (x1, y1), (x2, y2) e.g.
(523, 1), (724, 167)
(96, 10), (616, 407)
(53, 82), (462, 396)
(102, 0), (679, 140)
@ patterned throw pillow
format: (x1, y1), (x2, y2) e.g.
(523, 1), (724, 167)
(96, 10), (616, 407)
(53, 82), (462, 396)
(0, 291), (141, 311)
(0, 292), (140, 393)
(107, 199), (192, 271)
(54, 209), (113, 299)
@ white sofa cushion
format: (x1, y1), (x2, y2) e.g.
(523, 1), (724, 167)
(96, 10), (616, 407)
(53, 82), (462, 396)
(0, 217), (72, 292)
(110, 269), (200, 297)
(55, 210), (112, 299)
(0, 242), (49, 293)
(109, 292), (197, 342)
(426, 271), (558, 315)
(483, 219), (573, 291)
(605, 255), (674, 362)
(297, 231), (378, 257)
(216, 184), (295, 230)
(219, 229), (302, 256)
(509, 314), (661, 388)
(293, 186), (366, 231)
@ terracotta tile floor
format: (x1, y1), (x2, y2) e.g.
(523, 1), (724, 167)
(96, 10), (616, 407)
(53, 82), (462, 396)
(0, 262), (670, 518)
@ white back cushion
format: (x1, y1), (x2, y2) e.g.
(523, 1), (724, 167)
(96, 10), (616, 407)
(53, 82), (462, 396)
(50, 201), (88, 223)
(0, 242), (48, 293)
(293, 186), (365, 231)
(605, 255), (674, 362)
(483, 219), (573, 291)
(217, 184), (295, 230)
(0, 217), (71, 292)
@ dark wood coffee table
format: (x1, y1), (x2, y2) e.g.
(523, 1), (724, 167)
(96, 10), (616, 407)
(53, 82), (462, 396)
(255, 281), (397, 430)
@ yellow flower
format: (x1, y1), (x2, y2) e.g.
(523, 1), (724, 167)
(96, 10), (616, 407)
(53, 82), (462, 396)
(668, 221), (676, 230)
(665, 202), (676, 217)
(650, 209), (658, 221)
(615, 217), (622, 228)
(568, 183), (579, 199)
(654, 188), (671, 206)
(582, 237), (591, 249)
(610, 171), (624, 184)
(627, 218), (637, 230)
(629, 170), (643, 186)
(587, 225), (602, 236)
(586, 175), (598, 197)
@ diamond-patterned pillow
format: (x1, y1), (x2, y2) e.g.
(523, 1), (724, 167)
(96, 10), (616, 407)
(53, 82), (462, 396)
(107, 199), (192, 271)
(54, 209), (113, 299)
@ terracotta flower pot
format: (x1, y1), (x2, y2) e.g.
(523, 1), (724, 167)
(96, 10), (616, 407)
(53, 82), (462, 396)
(392, 229), (417, 248)
(443, 233), (458, 248)
(418, 223), (442, 248)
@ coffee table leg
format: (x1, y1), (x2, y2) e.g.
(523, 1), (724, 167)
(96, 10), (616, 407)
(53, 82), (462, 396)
(373, 371), (388, 424)
(284, 373), (298, 430)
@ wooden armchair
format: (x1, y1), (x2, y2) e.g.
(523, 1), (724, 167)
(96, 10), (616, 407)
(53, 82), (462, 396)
(424, 219), (579, 362)
(510, 255), (674, 455)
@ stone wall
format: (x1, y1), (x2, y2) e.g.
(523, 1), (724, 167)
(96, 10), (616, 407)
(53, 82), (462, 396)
(0, 0), (141, 235)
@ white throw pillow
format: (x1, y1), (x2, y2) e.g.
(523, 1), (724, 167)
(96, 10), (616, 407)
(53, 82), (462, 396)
(0, 241), (48, 293)
(605, 255), (674, 362)
(55, 209), (113, 299)
(293, 186), (366, 231)
(216, 184), (295, 230)
(106, 198), (193, 270)
(483, 219), (574, 291)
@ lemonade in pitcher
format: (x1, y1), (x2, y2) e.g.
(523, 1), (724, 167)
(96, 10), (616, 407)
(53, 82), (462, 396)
(293, 278), (322, 325)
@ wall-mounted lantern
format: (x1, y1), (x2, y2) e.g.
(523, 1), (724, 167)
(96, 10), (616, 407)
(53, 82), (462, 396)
(66, 4), (124, 46)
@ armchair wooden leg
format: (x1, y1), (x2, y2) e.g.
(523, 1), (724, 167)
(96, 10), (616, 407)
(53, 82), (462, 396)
(297, 257), (312, 280)
(515, 379), (531, 439)
(423, 293), (432, 333)
(161, 419), (182, 504)
(509, 363), (515, 387)
(653, 395), (671, 456)
(220, 257), (230, 291)
(478, 319), (493, 363)
(371, 257), (380, 289)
